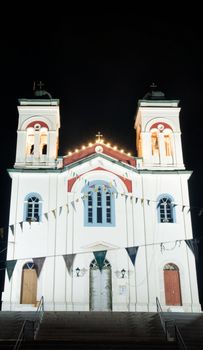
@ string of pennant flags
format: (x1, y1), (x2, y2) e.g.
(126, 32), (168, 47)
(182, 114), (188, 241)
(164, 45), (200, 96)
(0, 177), (202, 242)
(0, 238), (198, 281)
(3, 189), (203, 236)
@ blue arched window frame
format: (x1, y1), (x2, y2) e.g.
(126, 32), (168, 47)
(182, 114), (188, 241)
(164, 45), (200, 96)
(157, 194), (176, 223)
(82, 180), (116, 227)
(23, 192), (42, 222)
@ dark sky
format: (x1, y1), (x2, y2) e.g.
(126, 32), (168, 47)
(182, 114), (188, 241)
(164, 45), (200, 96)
(1, 12), (203, 302)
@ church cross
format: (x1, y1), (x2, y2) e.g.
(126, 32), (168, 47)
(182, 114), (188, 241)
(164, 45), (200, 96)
(96, 131), (103, 143)
(37, 81), (44, 90)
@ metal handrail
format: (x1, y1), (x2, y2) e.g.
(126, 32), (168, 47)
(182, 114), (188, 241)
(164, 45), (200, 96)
(175, 324), (188, 350)
(156, 296), (187, 348)
(156, 296), (166, 333)
(13, 320), (27, 350)
(13, 296), (44, 350)
(34, 296), (44, 339)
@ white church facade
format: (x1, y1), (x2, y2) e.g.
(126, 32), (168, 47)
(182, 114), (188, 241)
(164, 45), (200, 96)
(2, 90), (201, 312)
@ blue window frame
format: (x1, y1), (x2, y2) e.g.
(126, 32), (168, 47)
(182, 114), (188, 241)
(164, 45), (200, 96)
(157, 194), (175, 223)
(82, 181), (116, 226)
(24, 193), (42, 222)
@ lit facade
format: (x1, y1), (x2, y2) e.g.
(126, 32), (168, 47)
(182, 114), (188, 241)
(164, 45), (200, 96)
(2, 92), (201, 312)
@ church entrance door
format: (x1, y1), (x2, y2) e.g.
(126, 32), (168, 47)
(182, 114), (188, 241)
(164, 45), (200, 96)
(90, 259), (112, 311)
(164, 264), (182, 305)
(21, 263), (37, 304)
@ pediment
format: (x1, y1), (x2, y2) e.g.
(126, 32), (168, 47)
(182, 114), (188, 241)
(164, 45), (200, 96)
(81, 240), (119, 252)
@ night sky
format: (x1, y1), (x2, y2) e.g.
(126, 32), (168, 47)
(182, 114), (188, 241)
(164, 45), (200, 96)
(0, 12), (203, 305)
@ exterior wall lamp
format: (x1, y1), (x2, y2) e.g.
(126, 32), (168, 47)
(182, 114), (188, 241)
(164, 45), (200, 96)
(76, 267), (81, 277)
(121, 268), (126, 278)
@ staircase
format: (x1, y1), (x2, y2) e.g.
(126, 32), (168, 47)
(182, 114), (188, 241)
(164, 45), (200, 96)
(163, 311), (203, 350)
(0, 311), (178, 350)
(0, 311), (36, 349)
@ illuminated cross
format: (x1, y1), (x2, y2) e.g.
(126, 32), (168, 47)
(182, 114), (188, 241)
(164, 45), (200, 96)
(96, 131), (103, 143)
(37, 81), (44, 90)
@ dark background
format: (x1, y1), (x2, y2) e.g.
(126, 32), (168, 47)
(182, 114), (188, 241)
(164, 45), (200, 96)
(0, 12), (203, 307)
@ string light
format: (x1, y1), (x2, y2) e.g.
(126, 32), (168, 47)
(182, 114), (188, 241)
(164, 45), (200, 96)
(67, 139), (132, 156)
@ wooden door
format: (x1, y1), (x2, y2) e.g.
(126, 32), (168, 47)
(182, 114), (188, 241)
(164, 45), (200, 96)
(21, 269), (37, 304)
(164, 269), (182, 305)
(90, 260), (112, 311)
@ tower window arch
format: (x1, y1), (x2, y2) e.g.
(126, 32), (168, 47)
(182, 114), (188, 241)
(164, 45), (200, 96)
(82, 181), (116, 226)
(24, 193), (42, 222)
(157, 194), (175, 223)
(26, 124), (48, 157)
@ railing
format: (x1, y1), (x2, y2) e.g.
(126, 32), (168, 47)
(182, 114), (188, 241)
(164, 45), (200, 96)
(156, 297), (187, 349)
(34, 296), (44, 339)
(13, 320), (27, 350)
(13, 296), (44, 350)
(156, 296), (166, 333)
(175, 324), (188, 350)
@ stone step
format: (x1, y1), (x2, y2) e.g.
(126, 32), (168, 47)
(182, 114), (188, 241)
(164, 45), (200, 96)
(15, 340), (179, 350)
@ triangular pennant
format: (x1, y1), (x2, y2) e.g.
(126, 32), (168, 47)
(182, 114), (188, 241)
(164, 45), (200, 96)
(147, 200), (150, 205)
(185, 239), (199, 261)
(33, 257), (46, 277)
(125, 246), (139, 266)
(6, 260), (17, 280)
(19, 221), (23, 231)
(71, 201), (76, 211)
(135, 197), (138, 203)
(59, 206), (63, 215)
(113, 180), (117, 187)
(93, 250), (107, 271)
(66, 204), (69, 213)
(9, 225), (14, 235)
(44, 213), (48, 220)
(141, 198), (144, 204)
(63, 254), (76, 274)
(52, 209), (56, 218)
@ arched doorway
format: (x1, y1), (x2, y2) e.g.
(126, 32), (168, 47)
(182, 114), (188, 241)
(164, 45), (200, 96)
(164, 263), (182, 306)
(90, 259), (112, 311)
(21, 262), (37, 304)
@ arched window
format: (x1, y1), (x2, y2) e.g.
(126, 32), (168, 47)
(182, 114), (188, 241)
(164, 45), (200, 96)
(24, 193), (42, 222)
(157, 195), (175, 223)
(82, 181), (116, 226)
(26, 125), (48, 157)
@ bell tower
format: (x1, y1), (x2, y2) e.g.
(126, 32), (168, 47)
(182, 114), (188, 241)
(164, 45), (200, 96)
(134, 87), (184, 169)
(14, 84), (60, 169)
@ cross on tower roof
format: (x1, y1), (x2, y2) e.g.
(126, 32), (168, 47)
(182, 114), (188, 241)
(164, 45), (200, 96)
(96, 131), (103, 143)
